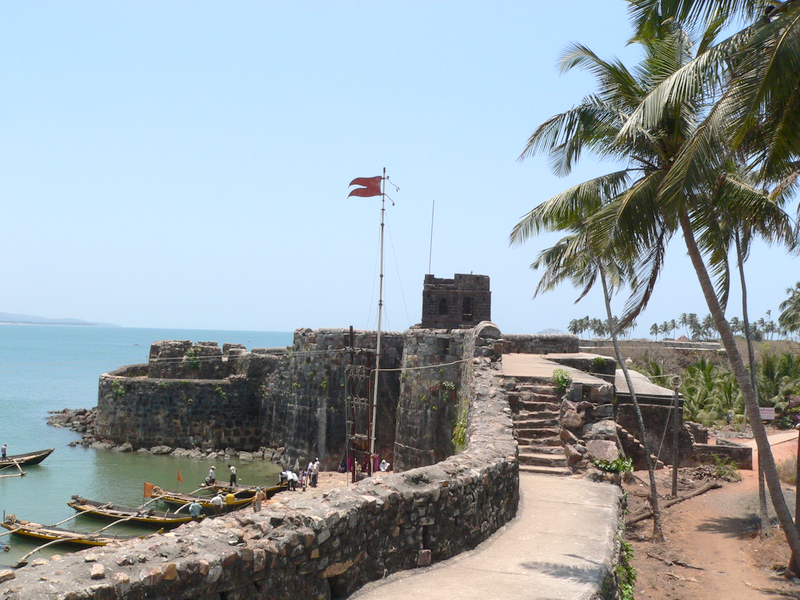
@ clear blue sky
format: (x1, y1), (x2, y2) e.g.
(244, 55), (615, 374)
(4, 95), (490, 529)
(0, 2), (795, 336)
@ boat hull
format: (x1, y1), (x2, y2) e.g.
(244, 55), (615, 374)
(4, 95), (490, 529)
(67, 497), (198, 527)
(1, 519), (133, 548)
(0, 448), (54, 467)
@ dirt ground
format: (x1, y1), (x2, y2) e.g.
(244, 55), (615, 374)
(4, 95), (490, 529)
(626, 431), (800, 600)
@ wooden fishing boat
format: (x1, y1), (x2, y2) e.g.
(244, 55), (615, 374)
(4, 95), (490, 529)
(67, 496), (202, 527)
(1, 517), (135, 548)
(0, 448), (54, 467)
(200, 480), (288, 499)
(153, 487), (254, 512)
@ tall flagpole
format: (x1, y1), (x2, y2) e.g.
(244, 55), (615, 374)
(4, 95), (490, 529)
(369, 167), (386, 472)
(428, 199), (435, 274)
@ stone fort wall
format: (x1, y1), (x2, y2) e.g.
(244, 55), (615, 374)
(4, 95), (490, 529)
(3, 323), (524, 600)
(95, 328), (578, 473)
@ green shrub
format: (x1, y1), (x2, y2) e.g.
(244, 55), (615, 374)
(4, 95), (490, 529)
(711, 454), (742, 482)
(552, 369), (573, 393)
(592, 455), (633, 474)
(617, 539), (636, 600)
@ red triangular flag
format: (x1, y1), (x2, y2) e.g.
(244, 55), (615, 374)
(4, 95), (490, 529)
(348, 176), (382, 197)
(143, 481), (155, 498)
(177, 469), (184, 483)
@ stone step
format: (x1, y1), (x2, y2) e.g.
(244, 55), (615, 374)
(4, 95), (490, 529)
(518, 444), (565, 455)
(518, 464), (573, 477)
(514, 416), (559, 428)
(514, 426), (560, 439)
(516, 403), (560, 414)
(518, 435), (562, 447)
(515, 387), (561, 400)
(519, 450), (568, 468)
(516, 383), (558, 393)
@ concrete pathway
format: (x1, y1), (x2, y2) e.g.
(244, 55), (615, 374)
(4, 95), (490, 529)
(349, 473), (622, 600)
(502, 353), (608, 387)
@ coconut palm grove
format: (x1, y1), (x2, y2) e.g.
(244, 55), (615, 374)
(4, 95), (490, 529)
(512, 0), (800, 574)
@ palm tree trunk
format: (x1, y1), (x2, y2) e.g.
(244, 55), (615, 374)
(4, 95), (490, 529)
(600, 267), (665, 541)
(734, 231), (771, 537)
(679, 210), (800, 565)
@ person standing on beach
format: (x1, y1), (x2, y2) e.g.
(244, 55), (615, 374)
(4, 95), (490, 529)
(188, 500), (203, 520)
(228, 464), (237, 487)
(211, 493), (224, 516)
(312, 458), (320, 488)
(252, 487), (266, 512)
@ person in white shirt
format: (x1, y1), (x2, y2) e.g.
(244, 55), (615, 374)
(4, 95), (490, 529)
(211, 493), (224, 516)
(312, 458), (320, 487)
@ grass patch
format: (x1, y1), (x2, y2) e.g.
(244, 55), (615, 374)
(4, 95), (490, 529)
(778, 455), (797, 486)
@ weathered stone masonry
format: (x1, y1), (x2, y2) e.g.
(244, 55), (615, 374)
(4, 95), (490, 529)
(2, 323), (522, 600)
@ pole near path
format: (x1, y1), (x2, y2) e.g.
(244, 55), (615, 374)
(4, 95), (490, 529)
(368, 167), (386, 476)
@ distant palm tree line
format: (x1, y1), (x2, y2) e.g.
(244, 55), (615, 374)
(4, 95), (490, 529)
(569, 301), (800, 342)
(649, 311), (783, 342)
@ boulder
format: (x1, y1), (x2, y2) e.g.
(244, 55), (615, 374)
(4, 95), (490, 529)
(586, 439), (620, 462)
(562, 409), (584, 429)
(582, 419), (618, 440)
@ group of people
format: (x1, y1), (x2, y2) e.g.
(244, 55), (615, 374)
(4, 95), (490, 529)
(278, 457), (320, 492)
(185, 454), (392, 519)
(204, 464), (237, 487)
(307, 458), (320, 487)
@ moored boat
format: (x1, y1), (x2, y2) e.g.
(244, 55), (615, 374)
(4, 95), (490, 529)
(0, 448), (54, 467)
(1, 516), (136, 548)
(67, 496), (202, 527)
(200, 480), (288, 499)
(152, 487), (254, 512)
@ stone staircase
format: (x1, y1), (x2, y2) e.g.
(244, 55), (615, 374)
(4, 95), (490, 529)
(510, 382), (572, 476)
(616, 424), (665, 470)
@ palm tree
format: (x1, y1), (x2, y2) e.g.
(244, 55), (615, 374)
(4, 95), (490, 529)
(623, 1), (800, 563)
(779, 282), (800, 334)
(650, 323), (660, 339)
(679, 312), (690, 337)
(514, 11), (800, 558)
(511, 222), (667, 541)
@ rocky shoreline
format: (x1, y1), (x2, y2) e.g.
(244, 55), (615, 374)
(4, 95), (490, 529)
(46, 408), (286, 464)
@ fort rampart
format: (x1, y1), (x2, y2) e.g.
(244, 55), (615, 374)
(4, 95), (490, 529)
(94, 326), (578, 473)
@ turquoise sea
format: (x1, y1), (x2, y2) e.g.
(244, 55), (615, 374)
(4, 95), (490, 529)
(0, 325), (292, 567)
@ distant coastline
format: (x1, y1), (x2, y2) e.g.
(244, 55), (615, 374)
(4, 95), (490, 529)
(0, 312), (119, 327)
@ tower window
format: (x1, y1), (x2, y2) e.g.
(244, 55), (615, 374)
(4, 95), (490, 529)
(462, 297), (473, 319)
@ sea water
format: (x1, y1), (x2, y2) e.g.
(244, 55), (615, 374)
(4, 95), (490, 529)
(0, 325), (292, 566)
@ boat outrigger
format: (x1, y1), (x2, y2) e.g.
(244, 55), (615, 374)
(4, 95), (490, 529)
(67, 496), (202, 528)
(1, 515), (136, 548)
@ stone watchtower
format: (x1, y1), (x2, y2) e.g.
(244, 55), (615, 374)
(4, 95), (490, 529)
(420, 273), (491, 329)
